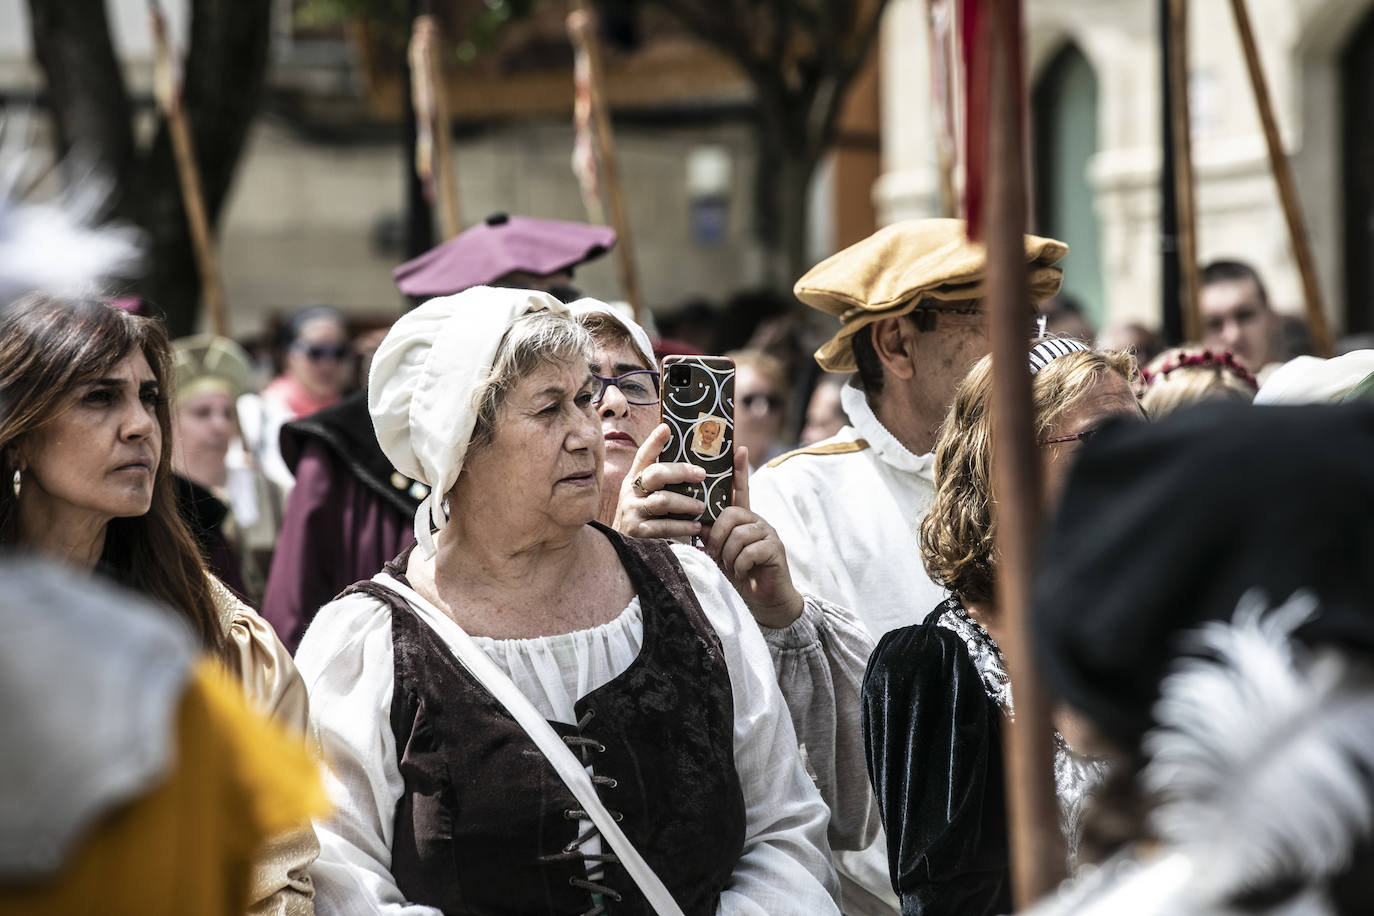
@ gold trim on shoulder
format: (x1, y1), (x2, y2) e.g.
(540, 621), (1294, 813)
(764, 438), (871, 469)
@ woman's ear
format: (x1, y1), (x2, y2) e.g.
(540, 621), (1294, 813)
(870, 316), (918, 382)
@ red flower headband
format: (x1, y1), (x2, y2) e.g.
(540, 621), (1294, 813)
(1139, 349), (1258, 391)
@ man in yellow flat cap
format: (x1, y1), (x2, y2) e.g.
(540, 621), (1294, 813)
(749, 217), (1067, 915)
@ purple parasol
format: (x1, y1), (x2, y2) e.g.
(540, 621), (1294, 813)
(393, 212), (617, 297)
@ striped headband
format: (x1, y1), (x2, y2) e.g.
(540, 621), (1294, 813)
(1028, 338), (1091, 375)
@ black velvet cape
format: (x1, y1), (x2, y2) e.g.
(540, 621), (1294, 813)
(861, 599), (1011, 916)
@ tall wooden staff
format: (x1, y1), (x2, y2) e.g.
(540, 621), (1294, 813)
(926, 0), (959, 218)
(148, 0), (229, 337)
(567, 1), (643, 321)
(1167, 0), (1202, 343)
(963, 0), (1066, 906)
(409, 14), (463, 239)
(1228, 0), (1332, 356)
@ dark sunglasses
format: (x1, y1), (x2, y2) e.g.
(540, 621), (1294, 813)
(911, 305), (1041, 337)
(294, 343), (350, 362)
(740, 393), (784, 413)
(592, 370), (660, 406)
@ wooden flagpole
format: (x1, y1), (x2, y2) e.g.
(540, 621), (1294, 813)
(926, 0), (958, 218)
(148, 0), (229, 337)
(976, 0), (1067, 906)
(409, 15), (462, 240)
(567, 1), (643, 321)
(1228, 0), (1332, 356)
(1167, 0), (1202, 343)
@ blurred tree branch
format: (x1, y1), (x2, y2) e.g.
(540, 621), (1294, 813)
(27, 0), (273, 336)
(302, 0), (889, 289)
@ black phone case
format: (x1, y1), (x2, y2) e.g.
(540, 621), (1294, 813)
(658, 355), (735, 523)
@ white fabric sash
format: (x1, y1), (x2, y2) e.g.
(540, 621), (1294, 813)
(374, 572), (687, 916)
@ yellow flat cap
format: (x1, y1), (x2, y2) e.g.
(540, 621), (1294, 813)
(796, 218), (1069, 372)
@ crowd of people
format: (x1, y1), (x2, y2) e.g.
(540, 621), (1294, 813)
(3, 176), (1374, 916)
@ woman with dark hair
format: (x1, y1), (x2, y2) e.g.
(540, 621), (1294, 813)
(0, 294), (317, 913)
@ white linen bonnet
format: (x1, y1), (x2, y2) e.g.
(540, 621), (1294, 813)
(369, 286), (570, 556)
(566, 298), (655, 369)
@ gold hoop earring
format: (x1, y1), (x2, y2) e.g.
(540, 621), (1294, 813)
(11, 469), (19, 498)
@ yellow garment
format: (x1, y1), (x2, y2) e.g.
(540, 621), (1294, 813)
(215, 578), (311, 731)
(0, 662), (327, 916)
(211, 576), (320, 914)
(794, 218), (1068, 371)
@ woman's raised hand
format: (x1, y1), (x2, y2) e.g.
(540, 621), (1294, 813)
(701, 444), (804, 629)
(612, 423), (709, 540)
(613, 424), (804, 629)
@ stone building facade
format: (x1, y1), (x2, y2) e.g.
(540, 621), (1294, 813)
(876, 0), (1374, 338)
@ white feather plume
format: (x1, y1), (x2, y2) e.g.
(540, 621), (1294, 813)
(0, 116), (143, 304)
(1140, 591), (1374, 903)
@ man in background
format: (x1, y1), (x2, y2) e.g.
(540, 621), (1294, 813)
(1199, 259), (1281, 373)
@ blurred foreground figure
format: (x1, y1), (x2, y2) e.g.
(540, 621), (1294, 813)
(1024, 404), (1374, 916)
(0, 295), (319, 911)
(262, 214), (614, 652)
(0, 561), (324, 916)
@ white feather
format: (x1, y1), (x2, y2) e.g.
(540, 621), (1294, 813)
(1140, 591), (1374, 903)
(0, 116), (143, 303)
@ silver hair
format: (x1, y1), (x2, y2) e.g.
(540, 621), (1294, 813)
(468, 309), (594, 452)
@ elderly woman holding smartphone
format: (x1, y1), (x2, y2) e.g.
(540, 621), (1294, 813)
(296, 287), (839, 916)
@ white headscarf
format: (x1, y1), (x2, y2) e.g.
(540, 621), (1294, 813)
(1254, 350), (1374, 405)
(567, 297), (655, 369)
(369, 286), (570, 556)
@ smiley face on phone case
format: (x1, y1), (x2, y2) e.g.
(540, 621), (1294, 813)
(659, 356), (735, 522)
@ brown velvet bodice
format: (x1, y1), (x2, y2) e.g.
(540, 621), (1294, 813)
(344, 525), (746, 915)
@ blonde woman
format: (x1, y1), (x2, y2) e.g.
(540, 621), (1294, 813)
(861, 339), (1141, 916)
(1137, 347), (1256, 418)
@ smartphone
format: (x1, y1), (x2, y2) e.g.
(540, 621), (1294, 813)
(658, 355), (735, 523)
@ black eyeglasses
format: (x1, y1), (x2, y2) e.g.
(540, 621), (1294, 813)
(911, 304), (1041, 337)
(592, 370), (660, 406)
(294, 342), (350, 362)
(1040, 427), (1100, 446)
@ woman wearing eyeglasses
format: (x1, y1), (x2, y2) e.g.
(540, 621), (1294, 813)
(861, 339), (1142, 916)
(571, 300), (884, 890)
(566, 300), (663, 529)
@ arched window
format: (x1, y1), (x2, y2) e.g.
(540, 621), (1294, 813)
(1032, 43), (1105, 326)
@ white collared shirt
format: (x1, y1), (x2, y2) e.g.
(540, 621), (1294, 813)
(751, 382), (948, 642)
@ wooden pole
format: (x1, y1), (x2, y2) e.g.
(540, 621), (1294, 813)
(926, 0), (958, 218)
(981, 0), (1067, 907)
(1228, 0), (1332, 356)
(410, 15), (462, 239)
(567, 2), (643, 321)
(149, 1), (229, 338)
(1166, 0), (1202, 343)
